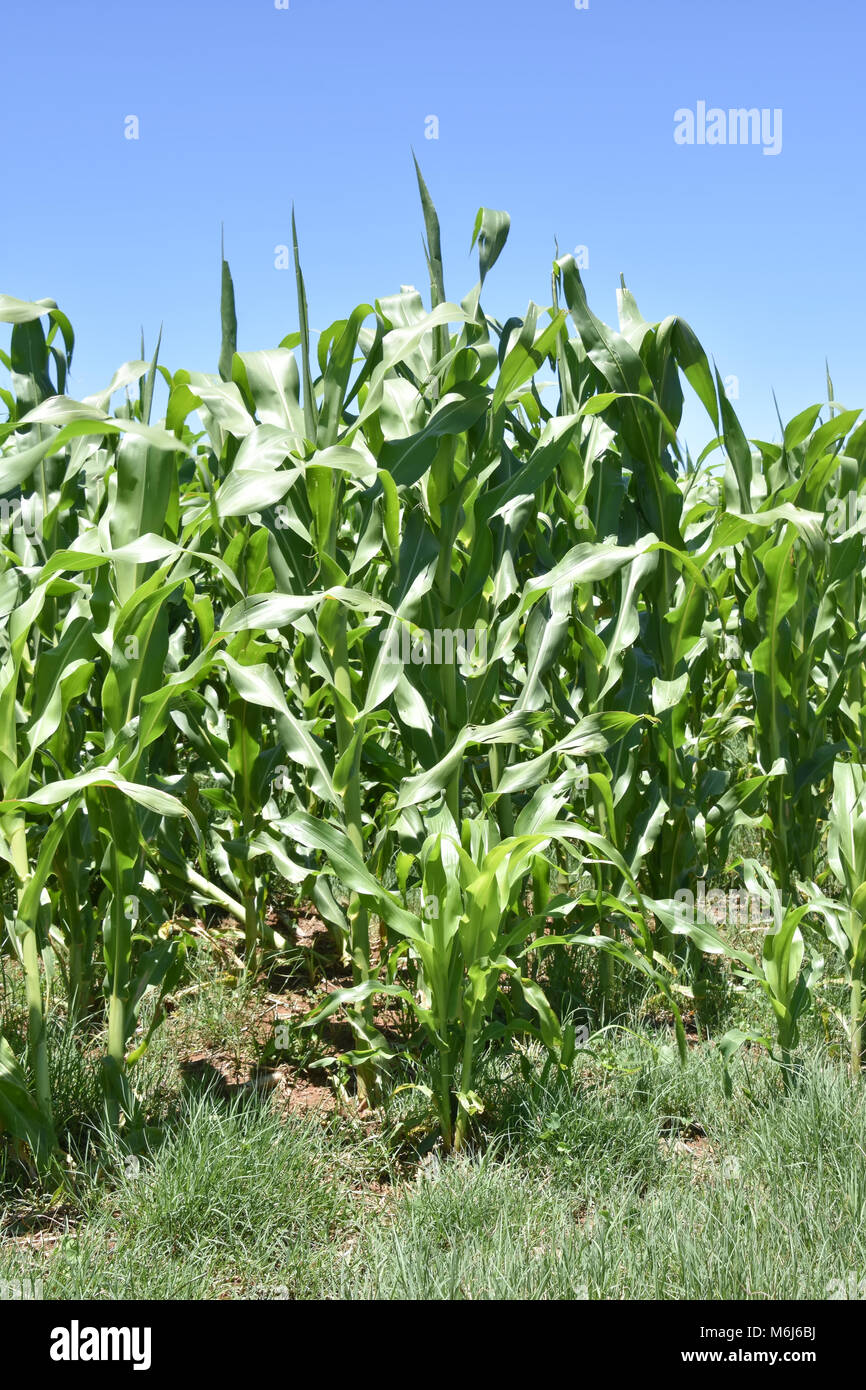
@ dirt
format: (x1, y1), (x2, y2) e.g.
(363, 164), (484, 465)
(178, 1045), (336, 1116)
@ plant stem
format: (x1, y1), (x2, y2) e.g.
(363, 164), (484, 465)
(851, 975), (863, 1074)
(438, 1045), (453, 1151)
(21, 928), (52, 1124)
(453, 1023), (477, 1151)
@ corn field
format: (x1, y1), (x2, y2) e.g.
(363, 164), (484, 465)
(2, 174), (865, 1180)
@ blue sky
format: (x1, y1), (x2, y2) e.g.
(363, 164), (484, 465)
(2, 0), (863, 451)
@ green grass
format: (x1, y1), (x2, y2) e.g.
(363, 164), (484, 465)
(3, 958), (864, 1300)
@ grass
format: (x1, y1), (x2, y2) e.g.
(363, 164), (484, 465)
(3, 948), (864, 1300)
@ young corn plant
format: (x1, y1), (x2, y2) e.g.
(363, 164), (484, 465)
(287, 783), (690, 1147)
(672, 860), (823, 1085)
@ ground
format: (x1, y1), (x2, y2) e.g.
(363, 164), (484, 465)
(2, 897), (865, 1301)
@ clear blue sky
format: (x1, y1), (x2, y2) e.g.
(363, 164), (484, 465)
(2, 0), (863, 450)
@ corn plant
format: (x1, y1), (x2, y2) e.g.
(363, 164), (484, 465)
(673, 860), (823, 1082)
(290, 792), (687, 1148)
